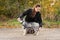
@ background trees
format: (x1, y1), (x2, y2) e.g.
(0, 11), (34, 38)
(0, 0), (60, 21)
(0, 0), (60, 28)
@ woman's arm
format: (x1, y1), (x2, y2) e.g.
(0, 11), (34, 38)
(17, 9), (32, 22)
(38, 13), (42, 27)
(20, 9), (32, 19)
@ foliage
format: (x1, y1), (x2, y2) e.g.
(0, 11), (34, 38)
(0, 0), (60, 28)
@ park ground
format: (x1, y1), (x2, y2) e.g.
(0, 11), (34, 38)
(0, 28), (60, 40)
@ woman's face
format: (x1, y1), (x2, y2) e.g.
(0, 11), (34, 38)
(35, 7), (41, 12)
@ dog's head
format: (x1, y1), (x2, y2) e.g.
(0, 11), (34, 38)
(27, 27), (35, 34)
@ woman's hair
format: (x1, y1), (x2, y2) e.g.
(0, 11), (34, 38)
(35, 4), (40, 7)
(32, 4), (40, 9)
(31, 4), (40, 17)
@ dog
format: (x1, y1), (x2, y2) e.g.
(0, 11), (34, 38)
(17, 19), (40, 35)
(23, 26), (40, 36)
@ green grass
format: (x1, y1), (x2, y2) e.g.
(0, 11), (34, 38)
(7, 19), (21, 25)
(43, 20), (60, 28)
(43, 20), (60, 24)
(0, 18), (22, 28)
(0, 19), (60, 28)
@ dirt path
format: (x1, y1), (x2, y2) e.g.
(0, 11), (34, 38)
(0, 28), (60, 40)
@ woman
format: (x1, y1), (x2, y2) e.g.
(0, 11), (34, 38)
(17, 4), (42, 35)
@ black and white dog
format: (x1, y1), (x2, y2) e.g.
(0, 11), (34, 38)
(17, 18), (40, 35)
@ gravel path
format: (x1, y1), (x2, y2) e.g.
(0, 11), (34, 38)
(0, 28), (60, 40)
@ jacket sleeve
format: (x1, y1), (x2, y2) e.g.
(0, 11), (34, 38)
(38, 13), (42, 27)
(19, 9), (32, 20)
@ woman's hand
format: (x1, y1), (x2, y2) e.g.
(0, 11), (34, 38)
(17, 18), (23, 23)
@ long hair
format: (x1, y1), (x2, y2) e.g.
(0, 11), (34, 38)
(31, 4), (40, 17)
(32, 4), (40, 9)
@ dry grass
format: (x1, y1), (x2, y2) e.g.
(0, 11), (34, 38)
(0, 19), (60, 28)
(0, 19), (22, 28)
(43, 20), (60, 28)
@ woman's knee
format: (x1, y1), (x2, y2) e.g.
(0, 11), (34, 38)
(23, 22), (32, 28)
(32, 22), (39, 27)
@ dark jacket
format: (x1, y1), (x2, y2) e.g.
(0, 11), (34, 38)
(19, 9), (42, 27)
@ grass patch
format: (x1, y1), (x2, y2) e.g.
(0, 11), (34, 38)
(43, 20), (60, 28)
(0, 18), (22, 28)
(0, 19), (60, 28)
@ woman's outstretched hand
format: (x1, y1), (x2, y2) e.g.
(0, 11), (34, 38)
(17, 18), (23, 23)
